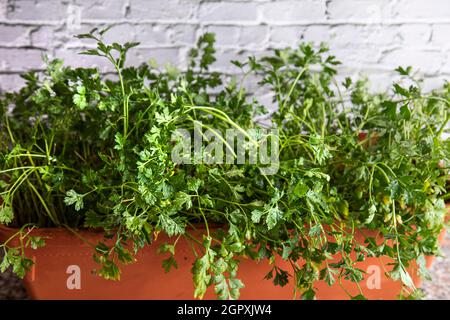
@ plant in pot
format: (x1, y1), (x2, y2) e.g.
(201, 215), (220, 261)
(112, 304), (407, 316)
(236, 46), (450, 299)
(0, 30), (263, 299)
(0, 28), (449, 300)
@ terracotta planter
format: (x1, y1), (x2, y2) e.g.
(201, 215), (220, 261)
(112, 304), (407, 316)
(0, 224), (446, 300)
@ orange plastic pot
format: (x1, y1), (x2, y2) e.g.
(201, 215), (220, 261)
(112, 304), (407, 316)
(0, 224), (446, 300)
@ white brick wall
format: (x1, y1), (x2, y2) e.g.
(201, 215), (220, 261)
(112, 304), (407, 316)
(0, 0), (449, 93)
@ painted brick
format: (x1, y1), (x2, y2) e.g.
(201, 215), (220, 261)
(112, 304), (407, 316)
(440, 57), (450, 75)
(30, 26), (61, 48)
(0, 74), (26, 93)
(126, 47), (181, 68)
(170, 24), (198, 45)
(0, 48), (46, 71)
(398, 24), (432, 45)
(270, 26), (305, 47)
(102, 24), (138, 44)
(262, 0), (326, 22)
(393, 0), (450, 20)
(204, 25), (240, 46)
(0, 25), (30, 46)
(134, 24), (171, 46)
(302, 25), (330, 43)
(199, 2), (258, 22)
(210, 48), (250, 73)
(327, 0), (394, 21)
(431, 25), (450, 46)
(0, 0), (7, 20)
(238, 25), (269, 47)
(329, 25), (400, 46)
(128, 0), (197, 20)
(76, 0), (127, 20)
(7, 0), (69, 21)
(362, 71), (397, 91)
(380, 48), (446, 76)
(53, 48), (115, 72)
(421, 76), (449, 92)
(332, 44), (383, 67)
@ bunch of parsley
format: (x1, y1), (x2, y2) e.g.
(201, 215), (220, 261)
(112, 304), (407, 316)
(1, 28), (449, 300)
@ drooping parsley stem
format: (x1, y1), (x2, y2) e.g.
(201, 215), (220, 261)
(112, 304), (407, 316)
(280, 67), (307, 115)
(185, 105), (258, 146)
(106, 51), (128, 139)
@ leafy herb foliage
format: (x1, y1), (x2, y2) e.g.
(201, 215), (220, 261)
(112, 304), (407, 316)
(1, 28), (449, 299)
